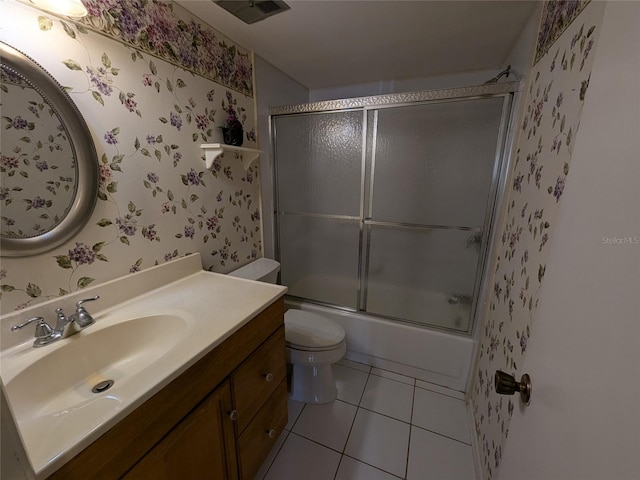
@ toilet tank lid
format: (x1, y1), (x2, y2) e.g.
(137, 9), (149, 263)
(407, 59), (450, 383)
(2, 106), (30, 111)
(285, 310), (345, 348)
(228, 258), (280, 280)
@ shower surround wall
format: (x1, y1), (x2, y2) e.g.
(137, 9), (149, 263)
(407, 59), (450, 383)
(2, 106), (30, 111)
(0, 1), (260, 313)
(471, 1), (605, 479)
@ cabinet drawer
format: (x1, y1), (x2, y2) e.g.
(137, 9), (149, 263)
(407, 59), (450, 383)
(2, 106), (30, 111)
(232, 326), (286, 434)
(236, 380), (288, 480)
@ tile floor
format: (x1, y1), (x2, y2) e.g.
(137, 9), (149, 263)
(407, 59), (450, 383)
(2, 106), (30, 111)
(254, 359), (476, 480)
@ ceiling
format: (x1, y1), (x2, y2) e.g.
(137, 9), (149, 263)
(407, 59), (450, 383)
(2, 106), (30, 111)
(177, 0), (538, 90)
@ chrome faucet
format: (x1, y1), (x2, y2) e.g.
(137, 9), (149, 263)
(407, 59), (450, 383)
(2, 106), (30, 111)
(11, 296), (99, 348)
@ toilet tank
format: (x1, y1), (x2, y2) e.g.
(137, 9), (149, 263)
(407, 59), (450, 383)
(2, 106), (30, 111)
(227, 258), (280, 284)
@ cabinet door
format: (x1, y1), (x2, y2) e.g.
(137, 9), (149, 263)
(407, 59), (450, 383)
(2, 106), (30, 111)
(123, 381), (238, 480)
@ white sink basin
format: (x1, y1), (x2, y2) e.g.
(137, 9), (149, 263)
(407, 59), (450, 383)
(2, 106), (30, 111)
(0, 253), (287, 479)
(3, 314), (190, 471)
(7, 314), (186, 421)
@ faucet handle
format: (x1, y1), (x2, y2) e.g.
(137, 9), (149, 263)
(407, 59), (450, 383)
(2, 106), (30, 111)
(76, 296), (99, 310)
(11, 317), (54, 339)
(11, 316), (45, 331)
(73, 295), (100, 328)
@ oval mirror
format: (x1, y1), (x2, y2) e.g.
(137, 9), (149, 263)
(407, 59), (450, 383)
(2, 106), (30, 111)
(1, 42), (98, 257)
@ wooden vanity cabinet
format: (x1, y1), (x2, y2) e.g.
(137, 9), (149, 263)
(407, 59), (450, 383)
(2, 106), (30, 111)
(123, 380), (237, 480)
(47, 297), (286, 480)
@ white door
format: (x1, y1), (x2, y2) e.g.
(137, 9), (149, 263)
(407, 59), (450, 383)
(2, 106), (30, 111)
(498, 2), (640, 479)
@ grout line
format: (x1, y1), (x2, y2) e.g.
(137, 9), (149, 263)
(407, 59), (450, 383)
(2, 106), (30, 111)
(370, 367), (416, 386)
(341, 453), (405, 480)
(357, 405), (412, 426)
(336, 359), (372, 374)
(335, 371), (372, 477)
(357, 371), (372, 406)
(414, 383), (466, 402)
(340, 375), (367, 455)
(405, 384), (416, 479)
(368, 371), (416, 388)
(411, 423), (473, 447)
(332, 454), (344, 480)
(259, 429), (290, 480)
(287, 402), (306, 432)
(288, 431), (346, 456)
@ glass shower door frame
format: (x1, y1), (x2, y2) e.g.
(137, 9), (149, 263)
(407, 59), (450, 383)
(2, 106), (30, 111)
(359, 95), (515, 333)
(270, 82), (519, 334)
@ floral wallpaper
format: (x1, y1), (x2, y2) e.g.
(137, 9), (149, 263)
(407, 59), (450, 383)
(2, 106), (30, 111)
(534, 0), (590, 64)
(79, 0), (253, 96)
(471, 1), (605, 479)
(0, 1), (261, 313)
(1, 68), (76, 238)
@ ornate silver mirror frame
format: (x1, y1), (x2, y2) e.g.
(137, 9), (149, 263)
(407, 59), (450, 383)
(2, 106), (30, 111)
(1, 42), (98, 257)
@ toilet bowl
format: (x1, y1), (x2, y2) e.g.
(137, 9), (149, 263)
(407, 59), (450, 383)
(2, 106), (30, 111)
(228, 259), (346, 404)
(285, 309), (346, 404)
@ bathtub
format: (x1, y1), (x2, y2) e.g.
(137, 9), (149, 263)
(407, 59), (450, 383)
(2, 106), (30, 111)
(284, 297), (475, 392)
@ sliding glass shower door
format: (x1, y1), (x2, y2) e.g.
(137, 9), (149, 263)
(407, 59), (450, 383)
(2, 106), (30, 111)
(272, 86), (514, 333)
(275, 111), (363, 309)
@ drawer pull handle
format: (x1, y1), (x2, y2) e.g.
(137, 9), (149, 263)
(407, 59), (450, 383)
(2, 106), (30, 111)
(228, 410), (239, 421)
(264, 373), (274, 382)
(266, 429), (277, 439)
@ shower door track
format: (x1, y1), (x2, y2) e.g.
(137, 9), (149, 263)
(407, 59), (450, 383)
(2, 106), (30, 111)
(269, 82), (519, 116)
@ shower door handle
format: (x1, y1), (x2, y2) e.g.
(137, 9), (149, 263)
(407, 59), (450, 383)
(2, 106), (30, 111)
(494, 370), (532, 405)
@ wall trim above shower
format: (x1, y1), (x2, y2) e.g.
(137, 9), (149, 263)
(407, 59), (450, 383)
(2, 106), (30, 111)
(269, 82), (520, 115)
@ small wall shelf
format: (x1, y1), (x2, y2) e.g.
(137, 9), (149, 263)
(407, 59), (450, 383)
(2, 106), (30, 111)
(200, 143), (263, 171)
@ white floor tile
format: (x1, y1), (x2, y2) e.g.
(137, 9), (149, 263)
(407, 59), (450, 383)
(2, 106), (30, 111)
(336, 455), (402, 480)
(253, 430), (289, 480)
(292, 400), (357, 452)
(285, 398), (305, 431)
(415, 379), (466, 400)
(360, 375), (414, 423)
(336, 358), (372, 373)
(264, 433), (341, 480)
(334, 364), (369, 405)
(345, 409), (410, 478)
(407, 426), (475, 480)
(412, 387), (471, 444)
(371, 367), (415, 386)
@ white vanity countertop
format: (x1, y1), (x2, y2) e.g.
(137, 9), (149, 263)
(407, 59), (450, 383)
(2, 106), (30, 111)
(0, 254), (287, 479)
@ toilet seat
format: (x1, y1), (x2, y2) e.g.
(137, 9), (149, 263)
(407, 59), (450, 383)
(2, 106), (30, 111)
(284, 310), (345, 350)
(287, 338), (346, 352)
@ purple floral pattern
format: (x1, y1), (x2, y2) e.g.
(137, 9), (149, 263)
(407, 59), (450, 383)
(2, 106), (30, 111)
(471, 2), (605, 478)
(535, 0), (590, 64)
(77, 0), (254, 96)
(1, 1), (260, 312)
(1, 69), (76, 238)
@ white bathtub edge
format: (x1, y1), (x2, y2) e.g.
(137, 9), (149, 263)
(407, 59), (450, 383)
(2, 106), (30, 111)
(285, 299), (475, 392)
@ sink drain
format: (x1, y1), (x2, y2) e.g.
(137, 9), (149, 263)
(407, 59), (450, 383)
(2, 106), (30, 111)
(92, 379), (114, 394)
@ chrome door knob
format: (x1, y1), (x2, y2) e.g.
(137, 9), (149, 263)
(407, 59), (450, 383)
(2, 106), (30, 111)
(494, 370), (532, 406)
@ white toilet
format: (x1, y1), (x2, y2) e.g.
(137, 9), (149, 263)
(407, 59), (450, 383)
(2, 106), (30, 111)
(228, 258), (346, 404)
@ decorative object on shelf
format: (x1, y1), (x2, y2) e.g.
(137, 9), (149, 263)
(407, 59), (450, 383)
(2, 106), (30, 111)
(220, 122), (243, 146)
(220, 90), (246, 146)
(200, 143), (262, 171)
